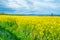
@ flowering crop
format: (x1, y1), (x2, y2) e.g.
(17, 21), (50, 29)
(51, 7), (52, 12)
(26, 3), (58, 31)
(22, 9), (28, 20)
(0, 15), (60, 40)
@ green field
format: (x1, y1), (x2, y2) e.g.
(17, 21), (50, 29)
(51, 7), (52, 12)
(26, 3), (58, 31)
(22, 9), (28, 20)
(0, 15), (60, 40)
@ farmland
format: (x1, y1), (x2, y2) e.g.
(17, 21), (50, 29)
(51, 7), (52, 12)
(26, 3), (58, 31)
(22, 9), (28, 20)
(0, 15), (60, 40)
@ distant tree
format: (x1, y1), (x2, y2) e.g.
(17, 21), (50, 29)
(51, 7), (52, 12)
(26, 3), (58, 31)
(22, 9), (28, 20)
(51, 13), (53, 16)
(0, 12), (5, 15)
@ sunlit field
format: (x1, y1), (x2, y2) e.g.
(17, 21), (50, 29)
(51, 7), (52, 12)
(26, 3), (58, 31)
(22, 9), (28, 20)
(0, 15), (60, 40)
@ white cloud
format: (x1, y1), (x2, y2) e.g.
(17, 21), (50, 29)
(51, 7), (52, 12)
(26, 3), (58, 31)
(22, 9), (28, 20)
(6, 0), (30, 10)
(6, 0), (59, 9)
(27, 0), (59, 10)
(43, 0), (54, 2)
(4, 0), (60, 14)
(7, 2), (21, 9)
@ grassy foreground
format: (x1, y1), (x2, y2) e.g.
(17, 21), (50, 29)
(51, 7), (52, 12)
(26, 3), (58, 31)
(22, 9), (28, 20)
(0, 15), (60, 40)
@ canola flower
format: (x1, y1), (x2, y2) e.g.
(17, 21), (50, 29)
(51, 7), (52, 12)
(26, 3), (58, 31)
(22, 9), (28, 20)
(0, 15), (60, 40)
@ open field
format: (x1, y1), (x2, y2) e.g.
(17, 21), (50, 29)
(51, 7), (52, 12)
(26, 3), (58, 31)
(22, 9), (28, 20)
(0, 15), (60, 40)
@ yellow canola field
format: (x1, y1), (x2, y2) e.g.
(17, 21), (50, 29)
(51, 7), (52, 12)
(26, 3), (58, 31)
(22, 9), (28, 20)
(0, 15), (60, 40)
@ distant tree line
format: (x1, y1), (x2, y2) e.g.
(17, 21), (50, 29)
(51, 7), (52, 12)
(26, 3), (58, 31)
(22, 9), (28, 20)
(0, 13), (5, 14)
(51, 13), (54, 16)
(0, 12), (54, 16)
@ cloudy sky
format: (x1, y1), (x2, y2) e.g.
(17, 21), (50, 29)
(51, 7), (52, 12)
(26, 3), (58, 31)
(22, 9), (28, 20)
(0, 0), (60, 15)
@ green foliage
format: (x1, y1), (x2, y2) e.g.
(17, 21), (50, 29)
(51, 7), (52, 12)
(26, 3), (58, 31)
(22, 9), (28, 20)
(0, 27), (20, 40)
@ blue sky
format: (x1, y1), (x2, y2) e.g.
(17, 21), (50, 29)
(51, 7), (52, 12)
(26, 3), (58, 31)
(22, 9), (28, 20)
(0, 0), (60, 15)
